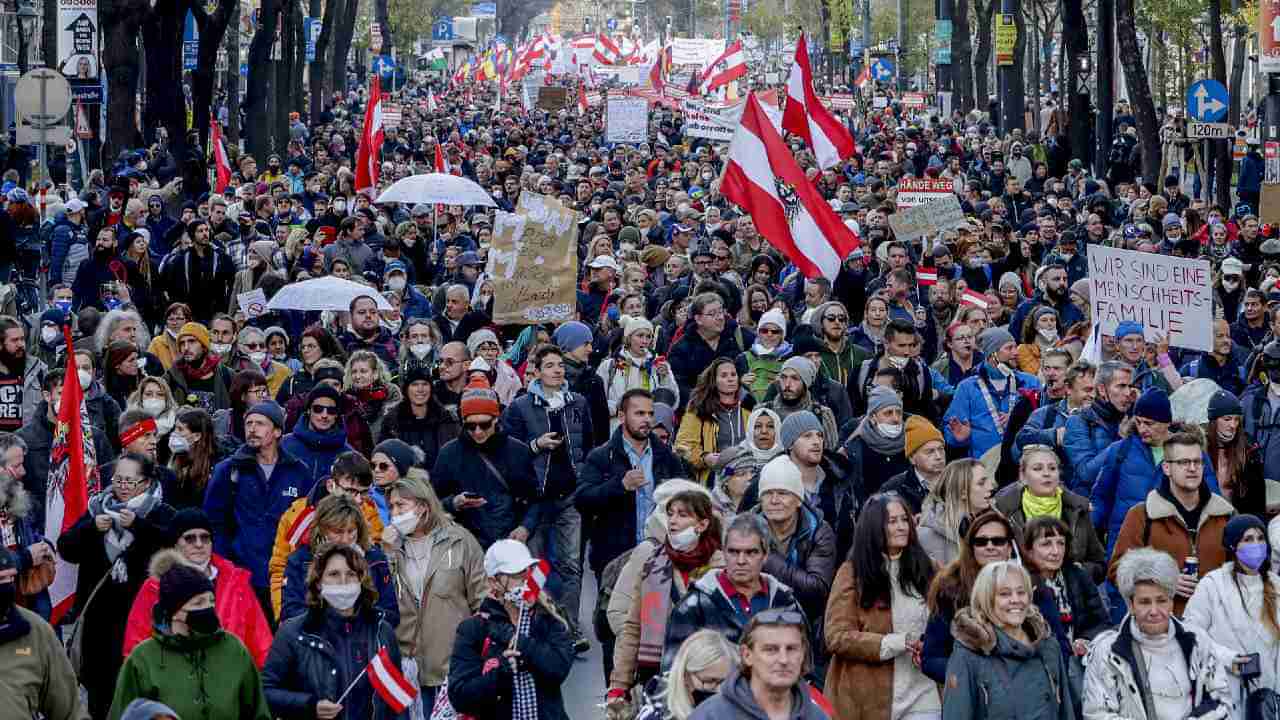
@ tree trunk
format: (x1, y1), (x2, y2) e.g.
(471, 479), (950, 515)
(973, 0), (994, 112)
(1207, 0), (1229, 207)
(141, 0), (187, 157)
(1228, 3), (1245, 126)
(310, 0), (334, 121)
(1115, 0), (1159, 182)
(374, 0), (391, 56)
(242, 0), (281, 162)
(330, 0), (360, 100)
(224, 5), (242, 144)
(953, 0), (975, 111)
(100, 0), (147, 165)
(191, 0), (238, 153)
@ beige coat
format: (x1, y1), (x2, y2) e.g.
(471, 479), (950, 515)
(384, 520), (486, 688)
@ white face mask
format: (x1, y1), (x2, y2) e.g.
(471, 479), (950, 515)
(169, 433), (190, 453)
(40, 326), (59, 344)
(210, 342), (232, 356)
(77, 370), (93, 389)
(387, 277), (406, 292)
(410, 343), (433, 359)
(669, 526), (700, 551)
(321, 582), (362, 611)
(502, 584), (530, 608)
(1059, 252), (1074, 262)
(878, 422), (903, 438)
(390, 511), (419, 536)
(1038, 328), (1058, 343)
(142, 398), (166, 416)
(383, 317), (403, 333)
(248, 351), (267, 366)
(887, 354), (909, 369)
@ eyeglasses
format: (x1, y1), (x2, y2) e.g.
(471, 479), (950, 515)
(372, 461), (397, 471)
(758, 327), (783, 336)
(464, 420), (495, 433)
(114, 476), (145, 488)
(823, 315), (848, 323)
(971, 535), (1011, 548)
(1166, 458), (1204, 469)
(311, 404), (339, 416)
(180, 531), (212, 545)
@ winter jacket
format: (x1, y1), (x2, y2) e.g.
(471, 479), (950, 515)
(18, 400), (116, 530)
(430, 429), (544, 549)
(917, 497), (962, 567)
(501, 382), (593, 502)
(123, 553), (273, 666)
(1008, 293), (1085, 345)
(165, 361), (234, 413)
(740, 451), (865, 564)
(160, 245), (236, 324)
(943, 607), (1074, 720)
(1241, 383), (1280, 488)
(1107, 486), (1235, 617)
(995, 483), (1108, 582)
(736, 347), (789, 400)
(667, 320), (754, 408)
(1184, 564), (1280, 720)
(674, 405), (752, 484)
(280, 415), (356, 488)
(1062, 400), (1126, 495)
(384, 520), (486, 688)
(1090, 432), (1220, 557)
(880, 468), (932, 514)
(755, 503), (837, 629)
(688, 669), (831, 720)
(448, 596), (576, 720)
(661, 568), (803, 671)
(376, 398), (460, 470)
(49, 211), (89, 286)
(109, 626), (271, 720)
(203, 442), (317, 589)
(842, 432), (910, 497)
(1082, 617), (1233, 720)
(575, 428), (686, 574)
(280, 543), (399, 627)
(262, 606), (406, 720)
(0, 606), (83, 720)
(1032, 562), (1111, 646)
(944, 363), (1042, 459)
(597, 351), (681, 427)
(338, 327), (400, 367)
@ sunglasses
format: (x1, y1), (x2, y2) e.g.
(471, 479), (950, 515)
(372, 461), (397, 471)
(971, 535), (1011, 548)
(758, 327), (783, 336)
(464, 420), (495, 433)
(823, 315), (849, 323)
(180, 531), (212, 545)
(754, 608), (806, 625)
(310, 404), (339, 416)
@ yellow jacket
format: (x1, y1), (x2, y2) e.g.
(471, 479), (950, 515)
(268, 494), (384, 619)
(674, 407), (750, 485)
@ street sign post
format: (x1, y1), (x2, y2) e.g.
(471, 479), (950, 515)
(1187, 122), (1232, 140)
(1186, 79), (1229, 122)
(995, 14), (1016, 66)
(15, 68), (73, 182)
(870, 58), (894, 83)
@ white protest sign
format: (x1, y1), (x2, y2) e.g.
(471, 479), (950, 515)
(237, 288), (268, 318)
(895, 177), (956, 209)
(1087, 245), (1213, 352)
(671, 38), (725, 66)
(887, 194), (968, 244)
(681, 98), (745, 142)
(606, 96), (649, 143)
(596, 65), (643, 85)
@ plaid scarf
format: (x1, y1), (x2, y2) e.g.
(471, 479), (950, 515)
(514, 605), (538, 720)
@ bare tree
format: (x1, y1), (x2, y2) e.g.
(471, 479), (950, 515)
(1115, 0), (1160, 181)
(953, 0), (975, 111)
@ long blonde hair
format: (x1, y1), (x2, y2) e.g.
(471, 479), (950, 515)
(931, 459), (985, 540)
(665, 630), (739, 720)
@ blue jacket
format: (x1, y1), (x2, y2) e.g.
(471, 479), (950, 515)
(280, 543), (399, 628)
(48, 211), (88, 286)
(281, 415), (356, 488)
(204, 443), (317, 589)
(943, 363), (1041, 459)
(1014, 399), (1078, 490)
(1241, 151), (1264, 194)
(1088, 433), (1220, 555)
(398, 284), (433, 320)
(1187, 345), (1251, 396)
(1061, 401), (1125, 496)
(500, 380), (593, 502)
(1241, 383), (1280, 486)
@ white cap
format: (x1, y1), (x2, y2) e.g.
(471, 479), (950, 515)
(484, 539), (538, 577)
(64, 198), (87, 214)
(1221, 257), (1245, 277)
(468, 356), (491, 374)
(759, 456), (805, 499)
(587, 255), (620, 272)
(757, 308), (787, 335)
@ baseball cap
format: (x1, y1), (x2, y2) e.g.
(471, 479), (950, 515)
(1221, 257), (1245, 277)
(587, 255), (620, 272)
(65, 198), (87, 213)
(457, 251), (483, 266)
(484, 539), (538, 577)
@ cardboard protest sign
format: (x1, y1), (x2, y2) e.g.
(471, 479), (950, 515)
(536, 86), (569, 110)
(1087, 245), (1213, 352)
(887, 194), (968, 244)
(895, 177), (957, 208)
(606, 96), (648, 143)
(487, 193), (580, 324)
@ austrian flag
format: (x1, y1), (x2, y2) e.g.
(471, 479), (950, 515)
(960, 289), (990, 309)
(285, 505), (316, 547)
(368, 647), (417, 713)
(523, 558), (551, 603)
(700, 39), (746, 94)
(917, 269), (938, 286)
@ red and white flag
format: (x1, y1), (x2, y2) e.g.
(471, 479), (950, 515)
(577, 83), (589, 117)
(368, 647), (418, 713)
(434, 142), (450, 173)
(285, 505), (316, 547)
(960, 289), (990, 309)
(354, 75), (385, 191)
(45, 325), (99, 624)
(917, 269), (938, 286)
(523, 558), (551, 604)
(722, 93), (861, 281)
(854, 65), (872, 89)
(210, 119), (232, 194)
(426, 89), (438, 113)
(700, 39), (746, 94)
(808, 685), (835, 718)
(783, 34), (855, 170)
(593, 33), (622, 65)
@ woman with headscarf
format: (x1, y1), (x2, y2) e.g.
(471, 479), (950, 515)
(1015, 306), (1061, 375)
(735, 308), (792, 401)
(712, 407), (783, 518)
(598, 316), (680, 430)
(56, 451), (177, 719)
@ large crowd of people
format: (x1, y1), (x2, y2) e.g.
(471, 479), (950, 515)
(0, 67), (1277, 720)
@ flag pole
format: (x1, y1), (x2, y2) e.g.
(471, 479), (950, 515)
(335, 666), (370, 705)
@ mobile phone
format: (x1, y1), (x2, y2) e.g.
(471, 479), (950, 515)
(461, 491), (483, 500)
(1240, 653), (1261, 680)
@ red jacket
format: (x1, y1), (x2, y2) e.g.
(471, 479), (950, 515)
(122, 554), (273, 667)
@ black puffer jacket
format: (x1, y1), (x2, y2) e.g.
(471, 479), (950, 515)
(261, 606), (405, 720)
(430, 429), (544, 549)
(660, 569), (803, 672)
(376, 398), (460, 471)
(448, 597), (575, 720)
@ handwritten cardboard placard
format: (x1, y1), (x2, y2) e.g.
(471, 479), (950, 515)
(887, 194), (968, 244)
(486, 193), (580, 324)
(1087, 244), (1213, 352)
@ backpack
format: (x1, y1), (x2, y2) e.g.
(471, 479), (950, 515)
(63, 241), (89, 285)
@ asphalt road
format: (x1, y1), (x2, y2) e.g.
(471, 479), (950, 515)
(562, 568), (608, 719)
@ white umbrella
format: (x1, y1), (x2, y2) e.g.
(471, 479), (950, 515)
(1170, 378), (1222, 426)
(266, 276), (394, 312)
(374, 173), (497, 207)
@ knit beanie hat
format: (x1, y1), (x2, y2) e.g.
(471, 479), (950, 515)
(40, 307), (66, 328)
(1224, 514), (1267, 553)
(759, 456), (805, 499)
(120, 699), (181, 720)
(865, 386), (902, 417)
(169, 508), (214, 545)
(307, 383), (342, 409)
(757, 308), (787, 335)
(904, 415), (943, 457)
(155, 552), (214, 619)
(401, 363), (432, 388)
(1134, 388), (1172, 423)
(780, 410), (823, 451)
(978, 327), (1016, 358)
(653, 402), (676, 433)
(373, 438), (417, 476)
(622, 315), (654, 344)
(466, 328), (499, 357)
(178, 322), (210, 351)
(781, 357), (817, 388)
(553, 321), (593, 353)
(1207, 390), (1243, 422)
(245, 401), (285, 430)
(460, 374), (501, 419)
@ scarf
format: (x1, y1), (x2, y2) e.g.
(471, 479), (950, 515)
(353, 384), (389, 419)
(614, 350), (655, 391)
(750, 340), (793, 357)
(177, 351), (221, 383)
(87, 482), (163, 582)
(1021, 486), (1063, 519)
(855, 415), (905, 456)
(514, 604), (538, 720)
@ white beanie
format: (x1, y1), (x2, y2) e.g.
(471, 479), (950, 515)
(757, 308), (787, 335)
(621, 315), (655, 343)
(758, 456), (805, 499)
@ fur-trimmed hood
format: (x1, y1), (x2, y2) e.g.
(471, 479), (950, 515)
(0, 470), (32, 519)
(952, 604), (1053, 655)
(148, 548), (199, 580)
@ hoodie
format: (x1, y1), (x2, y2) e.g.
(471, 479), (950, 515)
(688, 669), (831, 720)
(281, 414), (356, 487)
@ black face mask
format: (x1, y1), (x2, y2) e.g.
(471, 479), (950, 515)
(691, 689), (717, 707)
(184, 606), (221, 636)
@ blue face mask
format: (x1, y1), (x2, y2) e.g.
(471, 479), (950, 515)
(1237, 542), (1269, 572)
(103, 298), (122, 311)
(54, 300), (72, 313)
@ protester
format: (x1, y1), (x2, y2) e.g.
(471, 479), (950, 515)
(918, 459), (995, 566)
(881, 415), (947, 513)
(0, 546), (85, 720)
(633, 629), (738, 720)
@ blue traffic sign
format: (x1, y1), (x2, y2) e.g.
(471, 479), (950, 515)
(1186, 79), (1228, 123)
(871, 58), (895, 82)
(432, 18), (453, 41)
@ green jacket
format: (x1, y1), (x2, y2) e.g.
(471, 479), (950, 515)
(0, 607), (84, 720)
(109, 627), (271, 720)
